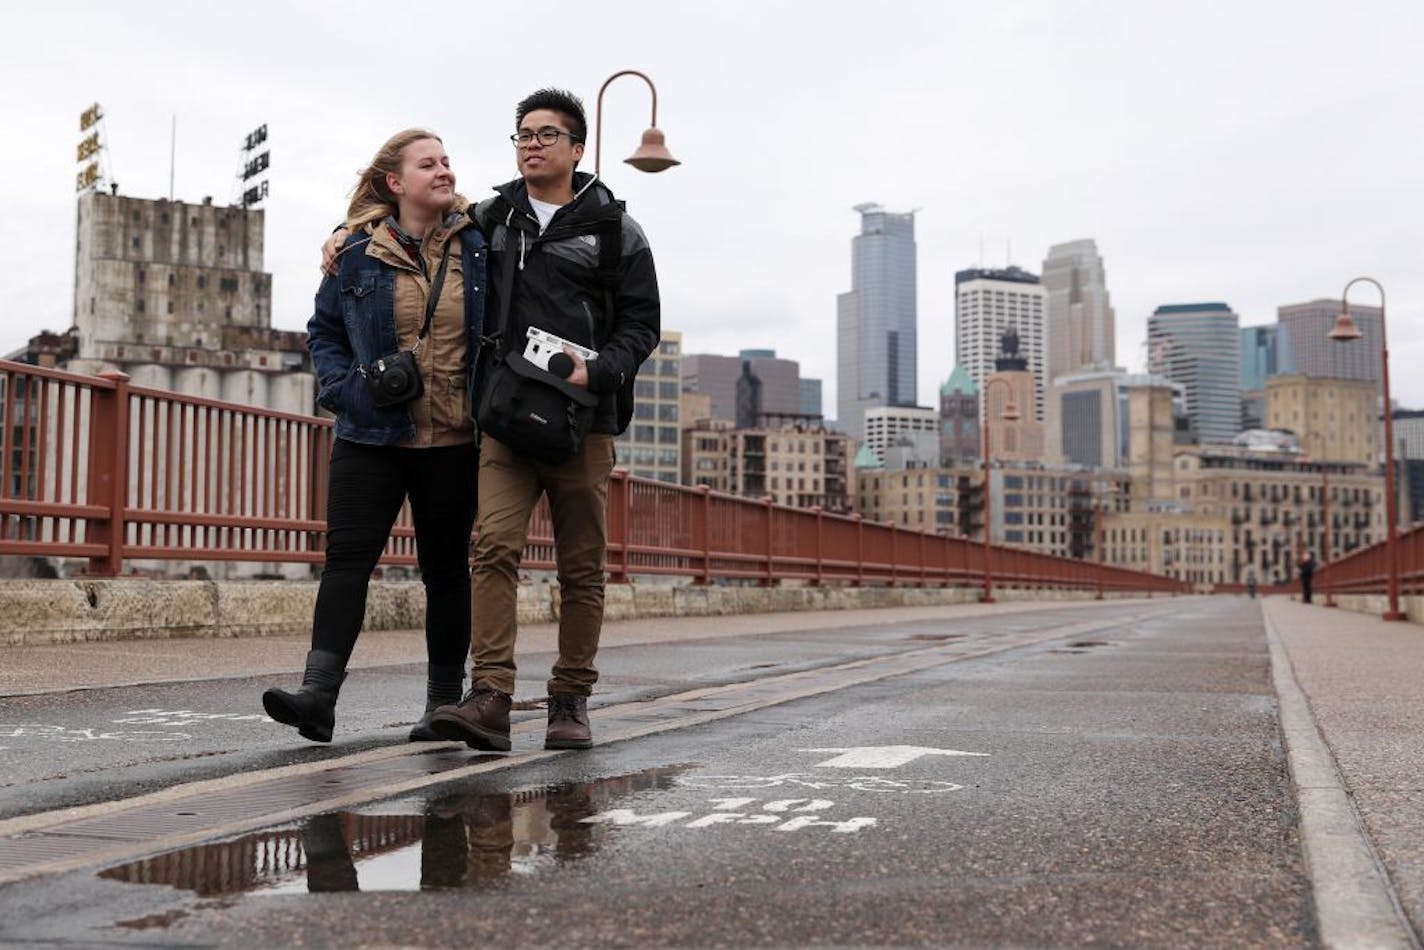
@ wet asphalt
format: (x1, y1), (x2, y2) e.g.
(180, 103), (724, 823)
(0, 598), (1315, 947)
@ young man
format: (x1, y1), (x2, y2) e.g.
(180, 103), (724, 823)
(428, 88), (661, 750)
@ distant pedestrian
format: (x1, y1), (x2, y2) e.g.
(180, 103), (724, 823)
(262, 129), (486, 743)
(1246, 569), (1257, 599)
(1298, 552), (1316, 604)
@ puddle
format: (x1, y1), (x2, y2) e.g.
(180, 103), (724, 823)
(100, 765), (687, 899)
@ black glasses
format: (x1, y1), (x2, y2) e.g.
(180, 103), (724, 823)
(511, 126), (581, 147)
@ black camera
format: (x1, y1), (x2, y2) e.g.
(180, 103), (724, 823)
(363, 351), (424, 407)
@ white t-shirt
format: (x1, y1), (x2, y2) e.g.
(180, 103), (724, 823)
(528, 196), (563, 232)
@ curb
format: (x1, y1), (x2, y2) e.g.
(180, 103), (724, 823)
(1262, 605), (1420, 948)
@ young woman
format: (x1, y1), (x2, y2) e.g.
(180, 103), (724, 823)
(262, 129), (485, 742)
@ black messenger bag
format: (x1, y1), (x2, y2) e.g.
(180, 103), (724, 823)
(476, 350), (599, 464)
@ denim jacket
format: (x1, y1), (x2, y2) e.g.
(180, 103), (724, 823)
(307, 216), (486, 445)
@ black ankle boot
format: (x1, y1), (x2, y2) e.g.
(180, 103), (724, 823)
(410, 662), (466, 742)
(262, 649), (347, 743)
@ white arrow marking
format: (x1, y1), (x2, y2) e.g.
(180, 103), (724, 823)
(797, 745), (989, 769)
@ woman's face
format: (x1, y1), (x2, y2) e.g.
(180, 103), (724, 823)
(387, 138), (454, 216)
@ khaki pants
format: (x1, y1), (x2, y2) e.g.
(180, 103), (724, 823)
(470, 433), (616, 696)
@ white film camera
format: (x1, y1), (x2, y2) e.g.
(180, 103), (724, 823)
(523, 326), (598, 371)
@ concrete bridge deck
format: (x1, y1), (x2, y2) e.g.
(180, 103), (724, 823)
(0, 595), (1420, 945)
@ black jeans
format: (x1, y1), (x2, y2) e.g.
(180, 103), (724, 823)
(311, 439), (478, 668)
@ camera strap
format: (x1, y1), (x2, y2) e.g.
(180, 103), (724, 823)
(411, 242), (453, 356)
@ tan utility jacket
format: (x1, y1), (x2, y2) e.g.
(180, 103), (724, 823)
(361, 214), (475, 447)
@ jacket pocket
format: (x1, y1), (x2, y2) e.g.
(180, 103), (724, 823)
(318, 364), (358, 414)
(430, 373), (472, 434)
(339, 272), (378, 297)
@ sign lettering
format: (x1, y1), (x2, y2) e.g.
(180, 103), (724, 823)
(243, 124), (268, 151)
(77, 133), (100, 163)
(242, 150), (270, 181)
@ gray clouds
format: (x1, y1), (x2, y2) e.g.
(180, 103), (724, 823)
(5, 0), (1422, 410)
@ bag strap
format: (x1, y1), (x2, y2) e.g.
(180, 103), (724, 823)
(412, 242), (453, 354)
(487, 230), (519, 355)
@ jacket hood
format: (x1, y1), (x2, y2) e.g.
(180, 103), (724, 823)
(491, 172), (616, 220)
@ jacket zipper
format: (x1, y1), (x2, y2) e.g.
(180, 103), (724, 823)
(581, 300), (596, 348)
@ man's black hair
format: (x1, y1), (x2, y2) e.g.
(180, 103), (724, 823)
(515, 88), (588, 144)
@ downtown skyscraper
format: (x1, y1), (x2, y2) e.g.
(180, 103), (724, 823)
(1278, 298), (1383, 385)
(1041, 239), (1115, 386)
(836, 204), (917, 439)
(1147, 302), (1242, 444)
(954, 266), (1047, 420)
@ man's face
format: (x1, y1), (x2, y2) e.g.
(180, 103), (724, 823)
(515, 108), (583, 189)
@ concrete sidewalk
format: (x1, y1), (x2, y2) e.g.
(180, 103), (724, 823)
(1263, 595), (1424, 946)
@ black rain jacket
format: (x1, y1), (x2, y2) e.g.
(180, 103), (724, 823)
(475, 173), (661, 435)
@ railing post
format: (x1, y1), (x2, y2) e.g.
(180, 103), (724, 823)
(696, 484), (712, 585)
(86, 372), (131, 576)
(853, 513), (864, 588)
(917, 529), (926, 588)
(760, 495), (774, 587)
(812, 505), (824, 587)
(889, 523), (898, 588)
(607, 467), (630, 584)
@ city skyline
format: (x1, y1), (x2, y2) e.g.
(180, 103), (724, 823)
(4, 1), (1422, 413)
(837, 203), (919, 436)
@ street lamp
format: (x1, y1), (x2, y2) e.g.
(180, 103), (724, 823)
(1329, 276), (1403, 620)
(980, 377), (1021, 604)
(594, 70), (680, 177)
(1301, 432), (1336, 608)
(1095, 487), (1108, 600)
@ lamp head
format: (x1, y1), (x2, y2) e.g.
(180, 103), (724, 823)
(625, 128), (680, 173)
(1328, 311), (1362, 342)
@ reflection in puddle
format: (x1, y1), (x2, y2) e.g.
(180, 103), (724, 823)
(101, 765), (686, 897)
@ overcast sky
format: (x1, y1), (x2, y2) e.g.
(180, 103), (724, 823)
(6, 0), (1423, 412)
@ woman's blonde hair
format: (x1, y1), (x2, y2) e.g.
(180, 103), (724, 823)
(344, 128), (446, 232)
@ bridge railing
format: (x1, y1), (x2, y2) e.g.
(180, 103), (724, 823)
(0, 361), (1185, 593)
(1314, 523), (1424, 596)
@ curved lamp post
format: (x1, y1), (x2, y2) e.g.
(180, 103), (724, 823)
(980, 377), (1021, 603)
(594, 70), (680, 177)
(1095, 488), (1107, 600)
(1328, 277), (1403, 620)
(1301, 431), (1336, 607)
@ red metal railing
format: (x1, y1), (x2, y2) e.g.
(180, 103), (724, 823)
(0, 361), (1184, 593)
(1314, 522), (1424, 597)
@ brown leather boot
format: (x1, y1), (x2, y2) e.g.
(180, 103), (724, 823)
(429, 686), (512, 751)
(545, 693), (592, 750)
